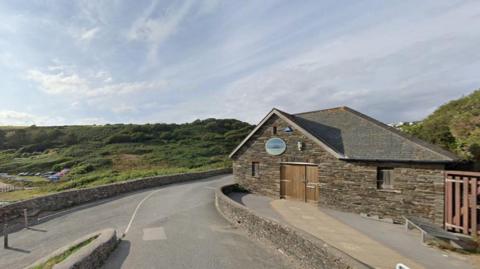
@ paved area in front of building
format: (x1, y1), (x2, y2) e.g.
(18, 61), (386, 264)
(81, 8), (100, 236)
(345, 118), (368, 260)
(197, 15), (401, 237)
(319, 207), (478, 269)
(229, 192), (285, 222)
(232, 192), (476, 269)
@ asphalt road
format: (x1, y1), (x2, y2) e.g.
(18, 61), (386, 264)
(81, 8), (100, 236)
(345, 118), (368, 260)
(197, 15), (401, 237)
(0, 175), (291, 269)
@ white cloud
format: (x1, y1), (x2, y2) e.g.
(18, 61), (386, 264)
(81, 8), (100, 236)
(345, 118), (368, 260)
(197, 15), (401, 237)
(0, 110), (112, 126)
(26, 67), (167, 98)
(79, 27), (100, 41)
(111, 104), (138, 114)
(127, 0), (194, 61)
(95, 71), (112, 83)
(206, 1), (480, 124)
(2, 1), (480, 126)
(196, 0), (222, 15)
(0, 111), (39, 126)
(89, 81), (166, 97)
(70, 117), (108, 125)
(27, 69), (88, 95)
(0, 110), (71, 126)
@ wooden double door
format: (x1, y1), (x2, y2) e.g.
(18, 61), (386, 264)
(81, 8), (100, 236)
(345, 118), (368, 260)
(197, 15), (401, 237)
(280, 164), (319, 202)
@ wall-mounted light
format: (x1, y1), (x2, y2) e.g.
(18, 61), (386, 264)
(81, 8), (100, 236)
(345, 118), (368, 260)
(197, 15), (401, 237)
(297, 141), (304, 151)
(283, 126), (293, 133)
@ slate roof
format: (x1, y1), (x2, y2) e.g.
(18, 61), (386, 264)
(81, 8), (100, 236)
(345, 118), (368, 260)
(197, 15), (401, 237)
(230, 106), (459, 162)
(290, 107), (458, 162)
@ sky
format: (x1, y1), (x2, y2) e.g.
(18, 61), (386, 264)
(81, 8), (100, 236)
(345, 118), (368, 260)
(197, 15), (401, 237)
(0, 0), (479, 126)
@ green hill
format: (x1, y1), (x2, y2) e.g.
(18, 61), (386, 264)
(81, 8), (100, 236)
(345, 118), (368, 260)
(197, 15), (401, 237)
(0, 119), (253, 201)
(400, 89), (480, 165)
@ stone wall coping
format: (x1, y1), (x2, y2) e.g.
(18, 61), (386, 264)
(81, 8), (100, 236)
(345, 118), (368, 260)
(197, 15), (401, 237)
(215, 183), (373, 269)
(25, 228), (117, 269)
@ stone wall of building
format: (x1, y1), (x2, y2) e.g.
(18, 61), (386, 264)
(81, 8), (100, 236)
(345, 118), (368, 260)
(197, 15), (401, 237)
(232, 114), (445, 224)
(318, 161), (445, 224)
(232, 114), (327, 197)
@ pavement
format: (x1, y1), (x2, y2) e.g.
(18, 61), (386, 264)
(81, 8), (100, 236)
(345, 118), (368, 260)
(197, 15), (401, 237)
(320, 207), (477, 269)
(0, 175), (292, 269)
(232, 193), (476, 269)
(229, 192), (284, 222)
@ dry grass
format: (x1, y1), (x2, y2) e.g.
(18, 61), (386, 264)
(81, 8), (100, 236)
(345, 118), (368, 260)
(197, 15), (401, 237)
(22, 176), (49, 183)
(0, 189), (49, 202)
(30, 235), (98, 269)
(112, 154), (146, 171)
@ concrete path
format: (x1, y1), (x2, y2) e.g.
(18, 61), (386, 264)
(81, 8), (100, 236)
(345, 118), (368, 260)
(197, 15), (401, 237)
(229, 192), (285, 222)
(321, 207), (477, 269)
(233, 193), (475, 269)
(271, 200), (475, 269)
(273, 200), (423, 269)
(0, 175), (291, 269)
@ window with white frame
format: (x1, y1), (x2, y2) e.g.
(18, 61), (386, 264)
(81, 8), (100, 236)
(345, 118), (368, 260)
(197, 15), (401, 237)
(377, 167), (394, 189)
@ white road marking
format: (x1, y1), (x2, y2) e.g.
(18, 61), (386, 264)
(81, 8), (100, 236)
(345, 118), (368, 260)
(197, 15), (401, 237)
(204, 186), (216, 190)
(143, 227), (167, 241)
(124, 189), (162, 235)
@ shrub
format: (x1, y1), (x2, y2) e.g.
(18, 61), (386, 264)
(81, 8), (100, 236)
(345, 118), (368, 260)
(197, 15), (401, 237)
(106, 135), (132, 144)
(71, 164), (95, 175)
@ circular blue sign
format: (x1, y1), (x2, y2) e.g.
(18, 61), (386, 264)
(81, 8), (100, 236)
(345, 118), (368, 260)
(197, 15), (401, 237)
(265, 137), (286, 155)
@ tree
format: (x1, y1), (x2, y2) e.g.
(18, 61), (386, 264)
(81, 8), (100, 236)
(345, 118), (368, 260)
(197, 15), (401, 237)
(63, 132), (78, 146)
(400, 89), (480, 162)
(31, 129), (49, 144)
(6, 129), (29, 149)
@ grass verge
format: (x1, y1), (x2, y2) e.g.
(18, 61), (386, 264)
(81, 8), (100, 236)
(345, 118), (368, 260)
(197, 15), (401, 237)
(31, 235), (99, 269)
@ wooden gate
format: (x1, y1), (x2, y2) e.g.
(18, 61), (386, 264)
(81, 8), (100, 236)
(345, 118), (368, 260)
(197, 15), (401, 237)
(280, 164), (319, 202)
(445, 171), (479, 237)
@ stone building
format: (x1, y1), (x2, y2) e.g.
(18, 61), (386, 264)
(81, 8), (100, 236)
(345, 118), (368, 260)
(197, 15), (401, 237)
(229, 107), (458, 224)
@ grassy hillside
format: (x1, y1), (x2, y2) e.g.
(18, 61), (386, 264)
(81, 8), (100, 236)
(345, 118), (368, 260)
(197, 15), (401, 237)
(400, 89), (480, 165)
(0, 119), (253, 201)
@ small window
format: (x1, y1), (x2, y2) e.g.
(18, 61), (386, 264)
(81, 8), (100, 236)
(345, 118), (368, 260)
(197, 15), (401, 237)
(272, 126), (277, 135)
(377, 168), (394, 189)
(252, 162), (259, 177)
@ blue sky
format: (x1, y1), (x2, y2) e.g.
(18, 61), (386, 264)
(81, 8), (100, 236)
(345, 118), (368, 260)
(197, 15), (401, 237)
(0, 0), (479, 126)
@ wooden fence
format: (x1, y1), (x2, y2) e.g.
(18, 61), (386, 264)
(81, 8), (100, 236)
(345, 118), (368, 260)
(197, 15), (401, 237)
(445, 171), (479, 237)
(0, 184), (18, 193)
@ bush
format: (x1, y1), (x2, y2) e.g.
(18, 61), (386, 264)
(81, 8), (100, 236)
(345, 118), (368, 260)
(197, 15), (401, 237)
(18, 143), (49, 153)
(71, 164), (95, 175)
(87, 157), (112, 168)
(62, 146), (92, 157)
(106, 135), (132, 144)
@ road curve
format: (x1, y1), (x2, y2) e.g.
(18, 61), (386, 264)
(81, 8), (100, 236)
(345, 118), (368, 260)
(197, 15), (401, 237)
(0, 175), (291, 269)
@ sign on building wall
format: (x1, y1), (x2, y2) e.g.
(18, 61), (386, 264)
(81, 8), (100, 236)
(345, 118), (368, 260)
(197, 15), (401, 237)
(265, 138), (287, 155)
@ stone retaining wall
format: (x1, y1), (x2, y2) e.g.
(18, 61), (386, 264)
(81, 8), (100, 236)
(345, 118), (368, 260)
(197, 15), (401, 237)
(215, 183), (373, 269)
(25, 228), (117, 269)
(1, 168), (231, 225)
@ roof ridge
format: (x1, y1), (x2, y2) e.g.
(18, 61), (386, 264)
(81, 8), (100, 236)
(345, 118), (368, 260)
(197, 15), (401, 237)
(273, 107), (292, 117)
(339, 107), (458, 160)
